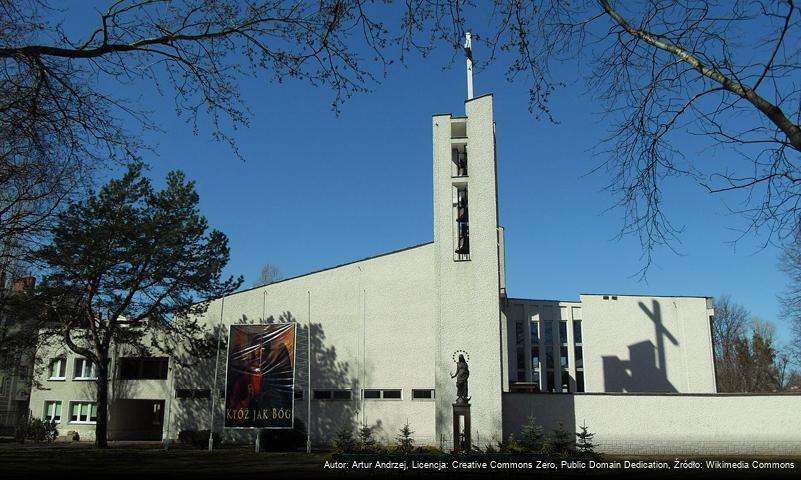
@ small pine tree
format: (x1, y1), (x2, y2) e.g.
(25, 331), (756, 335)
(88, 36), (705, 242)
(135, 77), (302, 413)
(357, 424), (378, 453)
(332, 424), (356, 453)
(542, 423), (575, 457)
(575, 420), (596, 457)
(519, 416), (544, 453)
(499, 433), (525, 453)
(396, 421), (415, 454)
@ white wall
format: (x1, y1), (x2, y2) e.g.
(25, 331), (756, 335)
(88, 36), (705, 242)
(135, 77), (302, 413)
(503, 393), (801, 455)
(580, 294), (716, 393)
(175, 242), (438, 446)
(433, 95), (505, 447)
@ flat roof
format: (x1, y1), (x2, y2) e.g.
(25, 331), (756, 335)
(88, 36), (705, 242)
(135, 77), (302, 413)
(580, 293), (712, 299)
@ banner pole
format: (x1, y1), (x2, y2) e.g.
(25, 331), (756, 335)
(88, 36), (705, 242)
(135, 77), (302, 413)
(208, 297), (225, 452)
(306, 290), (311, 454)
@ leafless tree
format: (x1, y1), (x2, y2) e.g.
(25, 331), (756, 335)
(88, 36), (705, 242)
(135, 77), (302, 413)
(401, 1), (801, 273)
(6, 1), (799, 276)
(0, 0), (394, 283)
(711, 295), (750, 391)
(252, 263), (282, 288)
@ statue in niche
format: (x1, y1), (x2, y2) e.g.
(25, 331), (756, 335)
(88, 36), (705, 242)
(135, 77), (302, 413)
(451, 354), (470, 403)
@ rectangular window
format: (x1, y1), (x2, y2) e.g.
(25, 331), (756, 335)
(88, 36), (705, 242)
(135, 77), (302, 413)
(313, 390), (332, 400)
(362, 389), (401, 400)
(332, 390), (352, 400)
(559, 321), (568, 344)
(412, 389), (434, 400)
(70, 402), (97, 424)
(561, 371), (570, 393)
(74, 358), (97, 380)
(576, 371), (585, 393)
(314, 389), (351, 400)
(545, 346), (554, 369)
(575, 346), (583, 369)
(515, 320), (525, 382)
(119, 357), (169, 380)
(531, 346), (540, 371)
(530, 320), (539, 343)
(546, 372), (555, 392)
(363, 389), (381, 399)
(175, 389), (210, 399)
(560, 346), (569, 368)
(44, 401), (62, 422)
(48, 358), (66, 379)
(543, 320), (553, 345)
(382, 389), (401, 399)
(573, 320), (582, 344)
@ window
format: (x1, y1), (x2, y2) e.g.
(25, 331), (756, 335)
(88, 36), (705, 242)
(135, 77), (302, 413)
(545, 346), (554, 369)
(0, 377), (10, 395)
(48, 358), (66, 379)
(362, 389), (402, 400)
(575, 346), (583, 369)
(530, 320), (539, 343)
(119, 357), (169, 380)
(74, 358), (97, 380)
(576, 371), (585, 392)
(561, 371), (570, 393)
(412, 389), (434, 400)
(543, 320), (553, 345)
(573, 320), (583, 343)
(69, 402), (97, 424)
(313, 389), (351, 400)
(559, 321), (568, 344)
(44, 401), (62, 422)
(560, 346), (569, 368)
(515, 321), (525, 382)
(176, 389), (210, 399)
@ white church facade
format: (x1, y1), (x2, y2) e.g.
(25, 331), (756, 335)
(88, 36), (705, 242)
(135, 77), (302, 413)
(28, 93), (800, 455)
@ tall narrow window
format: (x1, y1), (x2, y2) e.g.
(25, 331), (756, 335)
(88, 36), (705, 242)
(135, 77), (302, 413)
(454, 187), (470, 259)
(452, 146), (468, 177)
(515, 321), (525, 382)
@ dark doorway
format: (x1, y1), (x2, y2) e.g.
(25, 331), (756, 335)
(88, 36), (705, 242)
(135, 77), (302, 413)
(110, 399), (165, 441)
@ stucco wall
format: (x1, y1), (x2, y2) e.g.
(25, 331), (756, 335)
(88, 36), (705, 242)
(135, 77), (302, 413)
(580, 294), (716, 393)
(433, 95), (504, 448)
(503, 393), (801, 455)
(173, 242), (438, 446)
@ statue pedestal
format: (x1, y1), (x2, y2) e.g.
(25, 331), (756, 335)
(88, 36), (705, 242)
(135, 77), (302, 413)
(452, 402), (471, 453)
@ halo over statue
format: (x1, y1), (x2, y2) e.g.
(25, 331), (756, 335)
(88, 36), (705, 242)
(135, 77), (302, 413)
(450, 350), (470, 404)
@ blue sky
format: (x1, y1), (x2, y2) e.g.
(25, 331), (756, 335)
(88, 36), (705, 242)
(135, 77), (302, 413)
(54, 3), (793, 345)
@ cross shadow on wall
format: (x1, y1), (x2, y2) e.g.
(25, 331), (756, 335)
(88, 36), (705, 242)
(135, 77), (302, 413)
(169, 311), (361, 448)
(601, 300), (678, 392)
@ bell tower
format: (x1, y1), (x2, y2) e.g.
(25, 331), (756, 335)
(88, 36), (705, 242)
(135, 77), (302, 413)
(432, 38), (505, 446)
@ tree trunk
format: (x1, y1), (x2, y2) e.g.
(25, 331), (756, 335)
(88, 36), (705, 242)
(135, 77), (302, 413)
(95, 360), (110, 448)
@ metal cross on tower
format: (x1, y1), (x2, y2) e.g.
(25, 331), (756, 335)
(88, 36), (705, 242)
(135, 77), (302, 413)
(465, 32), (474, 99)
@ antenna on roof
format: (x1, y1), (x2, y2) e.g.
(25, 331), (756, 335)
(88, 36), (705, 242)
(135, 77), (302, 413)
(464, 31), (474, 99)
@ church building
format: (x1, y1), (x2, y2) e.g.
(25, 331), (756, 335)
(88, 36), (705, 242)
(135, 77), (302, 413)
(27, 62), (799, 455)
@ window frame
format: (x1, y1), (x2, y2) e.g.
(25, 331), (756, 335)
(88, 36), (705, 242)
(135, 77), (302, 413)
(411, 389), (435, 401)
(73, 358), (97, 380)
(48, 358), (67, 380)
(68, 400), (98, 424)
(361, 388), (403, 400)
(312, 389), (352, 401)
(43, 400), (62, 423)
